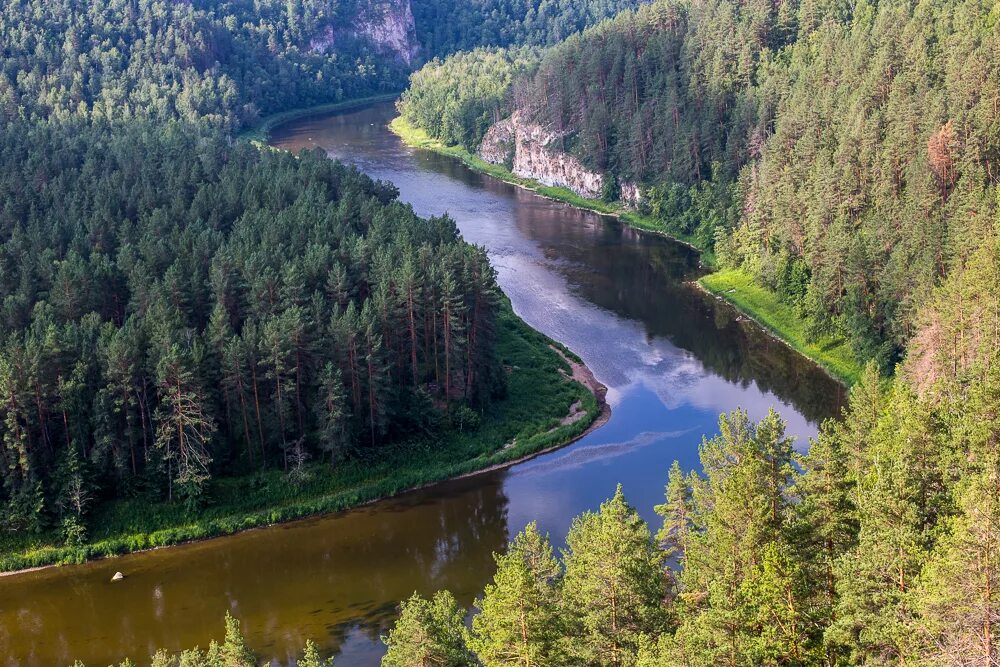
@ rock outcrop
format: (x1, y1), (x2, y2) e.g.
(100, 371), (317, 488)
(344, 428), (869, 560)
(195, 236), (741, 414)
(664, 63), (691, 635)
(619, 180), (643, 208)
(479, 112), (607, 200)
(309, 0), (419, 65)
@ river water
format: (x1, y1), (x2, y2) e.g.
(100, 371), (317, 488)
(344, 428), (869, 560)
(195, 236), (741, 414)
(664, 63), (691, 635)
(0, 102), (844, 667)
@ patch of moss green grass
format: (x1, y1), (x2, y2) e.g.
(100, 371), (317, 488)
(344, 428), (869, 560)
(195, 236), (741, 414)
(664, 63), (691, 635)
(699, 269), (861, 385)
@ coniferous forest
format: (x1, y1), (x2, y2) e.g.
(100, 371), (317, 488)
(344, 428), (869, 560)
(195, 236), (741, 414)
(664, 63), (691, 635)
(0, 120), (507, 534)
(0, 0), (634, 564)
(2, 0), (999, 666)
(399, 0), (1000, 373)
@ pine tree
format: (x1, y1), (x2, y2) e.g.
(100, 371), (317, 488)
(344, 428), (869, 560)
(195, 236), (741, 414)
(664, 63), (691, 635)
(154, 343), (216, 506)
(655, 460), (694, 565)
(204, 612), (256, 667)
(561, 486), (666, 667)
(299, 639), (334, 667)
(913, 460), (1000, 665)
(471, 522), (565, 667)
(668, 409), (817, 665)
(315, 362), (350, 464)
(381, 591), (475, 667)
(792, 420), (858, 664)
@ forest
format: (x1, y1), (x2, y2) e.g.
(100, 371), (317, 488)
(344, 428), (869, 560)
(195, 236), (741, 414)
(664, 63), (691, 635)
(0, 0), (410, 132)
(412, 0), (650, 55)
(71, 236), (1000, 664)
(4, 0), (998, 664)
(0, 119), (509, 547)
(0, 0), (644, 567)
(370, 227), (1000, 666)
(0, 0), (644, 134)
(398, 0), (1000, 373)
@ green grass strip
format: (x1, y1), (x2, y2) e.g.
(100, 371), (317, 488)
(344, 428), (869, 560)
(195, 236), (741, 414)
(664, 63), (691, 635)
(699, 269), (861, 385)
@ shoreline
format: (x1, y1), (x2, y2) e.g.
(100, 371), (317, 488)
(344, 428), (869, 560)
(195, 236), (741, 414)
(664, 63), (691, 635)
(0, 365), (608, 580)
(237, 92), (402, 145)
(1, 97), (614, 578)
(386, 114), (859, 387)
(386, 116), (715, 267)
(695, 270), (859, 385)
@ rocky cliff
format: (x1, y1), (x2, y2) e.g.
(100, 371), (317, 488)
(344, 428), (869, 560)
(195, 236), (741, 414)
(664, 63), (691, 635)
(309, 0), (419, 65)
(479, 112), (642, 206)
(479, 112), (605, 199)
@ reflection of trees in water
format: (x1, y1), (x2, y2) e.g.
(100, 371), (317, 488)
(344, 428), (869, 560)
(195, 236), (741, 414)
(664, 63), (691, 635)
(413, 150), (845, 423)
(504, 200), (846, 424)
(319, 475), (510, 657)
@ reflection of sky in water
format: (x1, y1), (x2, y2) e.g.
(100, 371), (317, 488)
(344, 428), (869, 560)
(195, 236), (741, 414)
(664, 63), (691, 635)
(0, 106), (844, 667)
(305, 101), (827, 559)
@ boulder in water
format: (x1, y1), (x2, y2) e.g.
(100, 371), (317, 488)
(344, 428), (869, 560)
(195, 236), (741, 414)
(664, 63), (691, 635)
(111, 571), (125, 582)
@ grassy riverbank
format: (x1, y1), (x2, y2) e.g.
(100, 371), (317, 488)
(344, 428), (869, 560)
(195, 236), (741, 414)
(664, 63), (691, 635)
(388, 117), (716, 266)
(389, 115), (864, 386)
(699, 270), (861, 385)
(0, 301), (601, 574)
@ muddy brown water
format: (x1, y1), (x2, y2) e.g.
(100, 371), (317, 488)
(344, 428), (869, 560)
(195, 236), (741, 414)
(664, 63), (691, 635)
(0, 102), (845, 667)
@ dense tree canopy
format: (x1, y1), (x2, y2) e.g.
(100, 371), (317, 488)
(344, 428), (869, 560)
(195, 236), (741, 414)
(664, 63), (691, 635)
(0, 0), (416, 132)
(0, 119), (505, 536)
(412, 0), (651, 55)
(0, 0), (650, 134)
(398, 47), (540, 151)
(401, 0), (1000, 372)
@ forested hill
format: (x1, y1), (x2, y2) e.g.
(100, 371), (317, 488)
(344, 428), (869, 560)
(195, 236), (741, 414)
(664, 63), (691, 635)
(0, 120), (504, 534)
(0, 0), (647, 133)
(0, 0), (416, 132)
(399, 0), (1000, 373)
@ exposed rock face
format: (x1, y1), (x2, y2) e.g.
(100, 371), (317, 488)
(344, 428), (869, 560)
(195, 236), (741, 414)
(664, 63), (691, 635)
(619, 180), (643, 208)
(479, 112), (607, 200)
(309, 0), (419, 65)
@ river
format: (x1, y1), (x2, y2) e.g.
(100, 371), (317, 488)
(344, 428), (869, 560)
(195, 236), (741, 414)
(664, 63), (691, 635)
(0, 102), (845, 667)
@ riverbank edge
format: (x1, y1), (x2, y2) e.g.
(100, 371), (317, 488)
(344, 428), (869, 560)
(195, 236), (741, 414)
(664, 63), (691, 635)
(0, 102), (614, 576)
(387, 116), (714, 265)
(0, 309), (609, 577)
(696, 271), (860, 385)
(388, 115), (861, 387)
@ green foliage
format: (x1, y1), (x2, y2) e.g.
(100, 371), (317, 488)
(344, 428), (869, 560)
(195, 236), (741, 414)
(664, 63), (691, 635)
(561, 486), (666, 667)
(0, 115), (609, 566)
(0, 300), (598, 571)
(412, 0), (649, 55)
(398, 47), (539, 151)
(401, 0), (1000, 368)
(382, 319), (1000, 665)
(78, 347), (1000, 665)
(471, 522), (564, 666)
(381, 591), (475, 667)
(0, 0), (411, 132)
(300, 639), (336, 667)
(73, 613), (332, 667)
